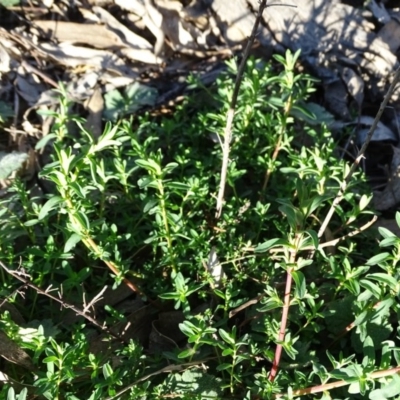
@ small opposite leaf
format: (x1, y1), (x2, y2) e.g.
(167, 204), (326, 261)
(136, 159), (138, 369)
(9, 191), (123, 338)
(292, 270), (306, 299)
(219, 329), (234, 345)
(367, 273), (398, 291)
(366, 253), (391, 266)
(64, 233), (82, 253)
(378, 227), (396, 239)
(255, 238), (288, 253)
(38, 196), (64, 220)
(369, 374), (400, 400)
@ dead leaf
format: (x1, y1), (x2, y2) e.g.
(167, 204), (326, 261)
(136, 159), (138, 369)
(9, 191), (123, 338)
(377, 19), (400, 54)
(92, 6), (161, 64)
(367, 0), (391, 24)
(212, 0), (257, 43)
(37, 42), (138, 78)
(323, 79), (351, 120)
(84, 86), (104, 140)
(149, 319), (179, 353)
(0, 331), (34, 371)
(34, 20), (121, 49)
(356, 116), (396, 146)
(341, 67), (364, 111)
(373, 146), (400, 211)
(0, 43), (10, 73)
(0, 302), (25, 326)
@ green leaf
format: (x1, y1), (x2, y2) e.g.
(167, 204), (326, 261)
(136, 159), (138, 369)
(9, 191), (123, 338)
(222, 348), (234, 356)
(179, 321), (196, 337)
(370, 375), (400, 400)
(219, 329), (235, 345)
(7, 387), (15, 400)
(43, 356), (58, 363)
(348, 381), (361, 394)
(367, 273), (398, 291)
(64, 233), (82, 253)
(0, 99), (13, 121)
(380, 237), (399, 247)
(292, 270), (306, 299)
(24, 219), (39, 227)
(258, 297), (283, 312)
(39, 196), (64, 220)
(143, 199), (158, 213)
(359, 194), (371, 211)
(306, 195), (328, 216)
(135, 159), (161, 175)
(366, 253), (391, 266)
(378, 227), (396, 239)
(359, 279), (381, 299)
(304, 229), (319, 249)
(0, 0), (20, 6)
(255, 238), (288, 253)
(279, 203), (303, 231)
(216, 363), (231, 371)
(166, 181), (190, 191)
(102, 363), (113, 380)
(177, 348), (195, 359)
(362, 336), (375, 366)
(35, 133), (57, 150)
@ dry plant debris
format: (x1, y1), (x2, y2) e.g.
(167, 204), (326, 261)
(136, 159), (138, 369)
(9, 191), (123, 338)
(1, 1), (400, 397)
(0, 1), (400, 206)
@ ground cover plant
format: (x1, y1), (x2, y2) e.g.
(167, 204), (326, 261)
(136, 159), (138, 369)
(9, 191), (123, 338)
(1, 16), (400, 400)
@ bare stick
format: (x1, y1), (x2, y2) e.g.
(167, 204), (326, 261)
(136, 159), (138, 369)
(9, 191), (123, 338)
(0, 261), (125, 343)
(104, 358), (215, 400)
(273, 366), (400, 398)
(215, 0), (269, 219)
(268, 235), (298, 382)
(318, 66), (400, 239)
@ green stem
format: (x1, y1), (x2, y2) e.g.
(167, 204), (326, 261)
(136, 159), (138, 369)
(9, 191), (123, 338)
(157, 179), (176, 273)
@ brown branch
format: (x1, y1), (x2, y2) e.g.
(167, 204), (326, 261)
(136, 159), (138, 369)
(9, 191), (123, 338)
(268, 236), (298, 382)
(273, 366), (400, 398)
(0, 261), (126, 343)
(318, 66), (400, 239)
(215, 0), (269, 219)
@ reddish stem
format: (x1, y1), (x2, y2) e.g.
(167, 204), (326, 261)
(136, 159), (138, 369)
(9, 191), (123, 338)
(269, 265), (294, 381)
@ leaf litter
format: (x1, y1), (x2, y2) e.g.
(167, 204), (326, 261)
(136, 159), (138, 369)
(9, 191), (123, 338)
(2, 0), (400, 367)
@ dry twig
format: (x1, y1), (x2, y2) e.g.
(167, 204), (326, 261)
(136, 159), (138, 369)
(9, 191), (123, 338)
(0, 261), (125, 343)
(214, 0), (269, 219)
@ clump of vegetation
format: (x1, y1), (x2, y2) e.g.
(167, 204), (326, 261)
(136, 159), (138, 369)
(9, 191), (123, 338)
(1, 49), (400, 400)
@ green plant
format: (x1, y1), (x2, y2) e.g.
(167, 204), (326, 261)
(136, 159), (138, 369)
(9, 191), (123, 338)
(0, 44), (399, 400)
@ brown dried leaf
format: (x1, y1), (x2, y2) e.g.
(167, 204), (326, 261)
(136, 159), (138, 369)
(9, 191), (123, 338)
(323, 80), (351, 120)
(367, 0), (391, 24)
(0, 331), (34, 371)
(84, 86), (104, 140)
(377, 19), (400, 54)
(149, 319), (179, 354)
(0, 302), (25, 326)
(92, 6), (161, 64)
(34, 21), (121, 49)
(341, 67), (364, 110)
(0, 43), (10, 73)
(143, 0), (165, 56)
(37, 42), (137, 77)
(356, 116), (396, 146)
(212, 0), (257, 43)
(373, 146), (400, 211)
